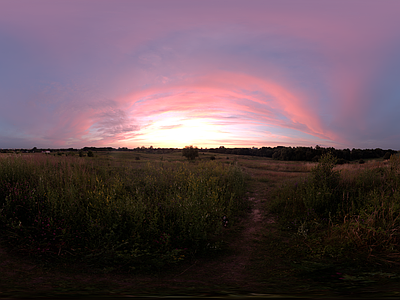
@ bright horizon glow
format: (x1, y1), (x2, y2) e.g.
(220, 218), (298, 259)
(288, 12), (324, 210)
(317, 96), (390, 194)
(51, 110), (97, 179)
(138, 118), (229, 148)
(1, 1), (400, 150)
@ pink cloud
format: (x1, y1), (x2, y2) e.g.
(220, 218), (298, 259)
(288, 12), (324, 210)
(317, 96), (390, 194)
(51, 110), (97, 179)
(119, 70), (339, 144)
(2, 1), (400, 148)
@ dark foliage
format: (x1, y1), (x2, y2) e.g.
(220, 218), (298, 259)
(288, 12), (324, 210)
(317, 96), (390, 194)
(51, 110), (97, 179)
(206, 146), (397, 162)
(182, 146), (199, 160)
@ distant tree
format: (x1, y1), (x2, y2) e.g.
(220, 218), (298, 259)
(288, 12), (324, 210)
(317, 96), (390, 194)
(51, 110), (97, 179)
(87, 150), (94, 157)
(182, 146), (199, 160)
(79, 150), (84, 157)
(218, 146), (226, 153)
(336, 158), (348, 165)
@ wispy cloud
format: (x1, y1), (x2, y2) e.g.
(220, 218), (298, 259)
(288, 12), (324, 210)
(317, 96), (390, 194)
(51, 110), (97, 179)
(1, 0), (400, 149)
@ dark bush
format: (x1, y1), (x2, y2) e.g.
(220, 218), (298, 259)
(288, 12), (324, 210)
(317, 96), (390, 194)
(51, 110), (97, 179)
(182, 146), (199, 160)
(336, 158), (348, 165)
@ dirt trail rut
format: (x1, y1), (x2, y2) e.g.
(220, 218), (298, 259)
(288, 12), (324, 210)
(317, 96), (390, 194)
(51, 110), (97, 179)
(0, 167), (276, 297)
(158, 167), (275, 291)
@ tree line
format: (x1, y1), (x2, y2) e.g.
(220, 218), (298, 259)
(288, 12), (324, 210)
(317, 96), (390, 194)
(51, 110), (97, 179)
(206, 146), (397, 162)
(1, 145), (397, 163)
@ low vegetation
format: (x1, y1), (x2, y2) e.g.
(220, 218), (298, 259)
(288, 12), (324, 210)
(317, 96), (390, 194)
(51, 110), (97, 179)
(1, 150), (400, 297)
(0, 153), (246, 271)
(182, 145), (199, 161)
(270, 152), (400, 263)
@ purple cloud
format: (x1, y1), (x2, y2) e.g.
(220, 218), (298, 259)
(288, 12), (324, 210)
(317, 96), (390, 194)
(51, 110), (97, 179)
(1, 0), (400, 149)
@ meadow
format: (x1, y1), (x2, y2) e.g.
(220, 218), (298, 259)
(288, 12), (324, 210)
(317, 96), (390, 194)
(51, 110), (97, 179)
(1, 150), (400, 297)
(0, 151), (246, 271)
(269, 152), (400, 264)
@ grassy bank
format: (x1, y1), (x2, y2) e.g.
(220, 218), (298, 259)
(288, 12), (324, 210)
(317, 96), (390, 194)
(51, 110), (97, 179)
(0, 153), (246, 271)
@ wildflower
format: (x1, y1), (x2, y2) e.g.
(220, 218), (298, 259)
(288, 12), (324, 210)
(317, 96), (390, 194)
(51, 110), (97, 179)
(222, 215), (228, 227)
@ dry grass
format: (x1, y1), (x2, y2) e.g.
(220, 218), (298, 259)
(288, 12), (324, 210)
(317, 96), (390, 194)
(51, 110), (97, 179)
(238, 158), (315, 173)
(334, 159), (389, 171)
(0, 153), (247, 270)
(336, 160), (393, 189)
(270, 153), (400, 264)
(233, 157), (314, 186)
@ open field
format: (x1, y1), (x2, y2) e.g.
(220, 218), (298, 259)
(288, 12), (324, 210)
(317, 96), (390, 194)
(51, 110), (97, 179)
(1, 151), (400, 298)
(0, 152), (247, 271)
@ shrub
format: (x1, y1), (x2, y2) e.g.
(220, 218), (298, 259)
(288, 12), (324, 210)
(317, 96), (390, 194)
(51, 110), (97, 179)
(182, 146), (199, 160)
(304, 152), (341, 217)
(336, 158), (348, 165)
(270, 152), (400, 261)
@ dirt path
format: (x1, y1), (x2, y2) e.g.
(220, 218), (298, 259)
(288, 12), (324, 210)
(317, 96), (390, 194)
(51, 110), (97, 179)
(0, 165), (278, 298)
(165, 190), (269, 289)
(4, 156), (400, 299)
(4, 160), (399, 299)
(110, 164), (280, 295)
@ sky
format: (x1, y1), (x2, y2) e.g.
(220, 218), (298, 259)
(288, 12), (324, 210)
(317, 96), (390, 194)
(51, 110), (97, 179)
(1, 0), (400, 150)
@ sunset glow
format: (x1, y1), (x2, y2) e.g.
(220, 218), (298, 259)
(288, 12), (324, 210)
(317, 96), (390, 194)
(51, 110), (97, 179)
(1, 0), (400, 149)
(139, 118), (225, 148)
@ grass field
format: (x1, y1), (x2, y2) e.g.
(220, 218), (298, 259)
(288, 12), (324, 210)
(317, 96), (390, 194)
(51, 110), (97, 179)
(1, 150), (400, 297)
(0, 151), (246, 271)
(269, 153), (400, 262)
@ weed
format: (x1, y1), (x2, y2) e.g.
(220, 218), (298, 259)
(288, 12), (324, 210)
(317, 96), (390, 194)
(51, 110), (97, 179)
(0, 154), (246, 271)
(269, 153), (400, 263)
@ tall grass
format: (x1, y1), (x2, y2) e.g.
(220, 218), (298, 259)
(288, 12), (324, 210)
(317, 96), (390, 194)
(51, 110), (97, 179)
(0, 154), (246, 270)
(270, 153), (400, 261)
